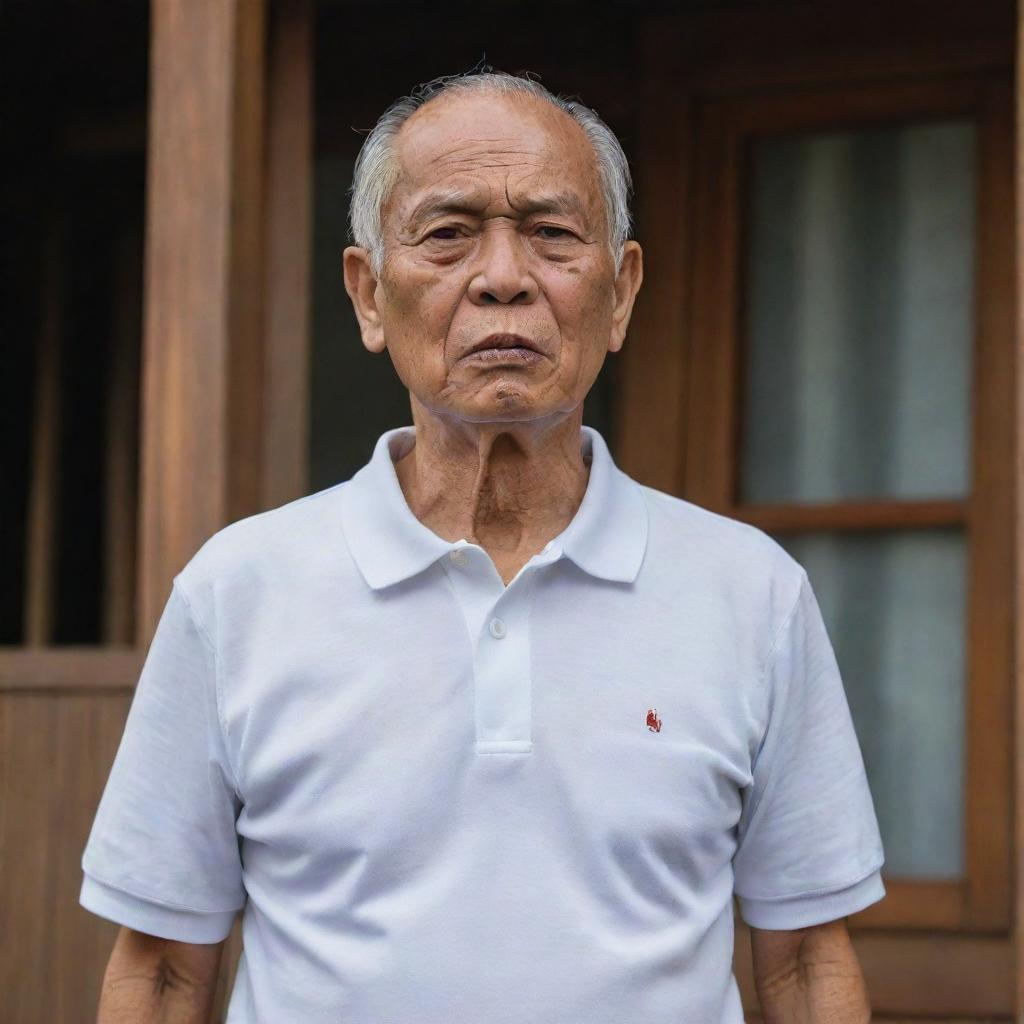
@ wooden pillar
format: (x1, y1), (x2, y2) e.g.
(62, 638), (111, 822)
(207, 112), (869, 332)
(262, 0), (314, 510)
(1016, 3), (1024, 1018)
(138, 0), (267, 636)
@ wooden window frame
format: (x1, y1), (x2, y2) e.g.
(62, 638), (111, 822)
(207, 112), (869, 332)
(684, 72), (1014, 934)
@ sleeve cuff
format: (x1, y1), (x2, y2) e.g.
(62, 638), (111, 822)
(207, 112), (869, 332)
(79, 873), (239, 944)
(736, 867), (886, 930)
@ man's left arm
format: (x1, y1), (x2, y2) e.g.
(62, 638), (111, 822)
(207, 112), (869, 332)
(751, 919), (871, 1024)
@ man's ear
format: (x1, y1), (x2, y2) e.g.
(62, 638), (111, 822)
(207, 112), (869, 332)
(608, 240), (643, 354)
(343, 246), (386, 354)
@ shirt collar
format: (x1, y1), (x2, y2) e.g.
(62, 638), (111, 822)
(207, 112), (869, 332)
(341, 424), (649, 591)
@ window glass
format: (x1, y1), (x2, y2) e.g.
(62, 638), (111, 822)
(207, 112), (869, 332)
(779, 528), (967, 878)
(741, 121), (977, 504)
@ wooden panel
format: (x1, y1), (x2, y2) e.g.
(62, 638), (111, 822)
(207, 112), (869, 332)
(262, 0), (314, 510)
(747, 1018), (1010, 1024)
(616, 55), (691, 494)
(642, 0), (1014, 97)
(734, 923), (1015, 1017)
(851, 933), (1015, 1016)
(0, 648), (142, 692)
(225, 0), (268, 532)
(848, 880), (965, 930)
(687, 88), (744, 510)
(0, 691), (132, 1023)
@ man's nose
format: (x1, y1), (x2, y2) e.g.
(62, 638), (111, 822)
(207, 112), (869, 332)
(467, 227), (539, 305)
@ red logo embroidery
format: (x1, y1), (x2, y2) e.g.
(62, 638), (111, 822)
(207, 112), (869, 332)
(646, 708), (662, 732)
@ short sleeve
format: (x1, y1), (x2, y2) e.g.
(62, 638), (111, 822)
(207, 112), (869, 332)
(79, 577), (246, 943)
(732, 569), (886, 930)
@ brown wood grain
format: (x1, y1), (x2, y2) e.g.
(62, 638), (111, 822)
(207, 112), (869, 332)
(25, 216), (65, 646)
(734, 921), (1015, 1017)
(0, 648), (143, 692)
(262, 0), (314, 511)
(1014, 2), (1024, 1014)
(103, 222), (143, 646)
(615, 40), (692, 496)
(848, 879), (965, 930)
(689, 96), (744, 510)
(138, 0), (267, 640)
(961, 75), (1016, 933)
(742, 1009), (1013, 1024)
(0, 691), (133, 1023)
(642, 1), (1014, 97)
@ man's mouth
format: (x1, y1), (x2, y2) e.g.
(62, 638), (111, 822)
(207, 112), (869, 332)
(462, 334), (546, 363)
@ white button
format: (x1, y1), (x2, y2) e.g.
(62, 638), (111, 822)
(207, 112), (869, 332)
(450, 548), (467, 565)
(488, 617), (507, 639)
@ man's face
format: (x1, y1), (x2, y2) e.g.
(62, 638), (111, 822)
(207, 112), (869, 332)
(343, 90), (642, 426)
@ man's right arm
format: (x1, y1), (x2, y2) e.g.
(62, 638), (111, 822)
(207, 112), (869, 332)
(96, 926), (225, 1024)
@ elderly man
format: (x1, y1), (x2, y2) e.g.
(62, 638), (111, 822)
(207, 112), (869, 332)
(81, 70), (885, 1023)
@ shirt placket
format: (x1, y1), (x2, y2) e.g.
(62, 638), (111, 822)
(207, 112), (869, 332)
(442, 539), (561, 755)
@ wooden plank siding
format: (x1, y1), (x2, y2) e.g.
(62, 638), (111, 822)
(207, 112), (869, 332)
(0, 692), (133, 1021)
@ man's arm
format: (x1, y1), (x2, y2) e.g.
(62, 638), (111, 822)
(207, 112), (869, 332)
(96, 926), (225, 1024)
(750, 918), (871, 1024)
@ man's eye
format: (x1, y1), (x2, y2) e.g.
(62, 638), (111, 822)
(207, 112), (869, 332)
(537, 226), (572, 239)
(428, 227), (460, 240)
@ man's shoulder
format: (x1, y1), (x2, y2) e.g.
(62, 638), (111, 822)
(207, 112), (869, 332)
(635, 481), (806, 614)
(174, 480), (353, 600)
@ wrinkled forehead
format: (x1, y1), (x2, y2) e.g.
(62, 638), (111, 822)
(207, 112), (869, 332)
(387, 91), (607, 232)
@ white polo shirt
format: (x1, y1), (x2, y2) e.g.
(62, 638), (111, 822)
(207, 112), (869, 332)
(80, 424), (885, 1023)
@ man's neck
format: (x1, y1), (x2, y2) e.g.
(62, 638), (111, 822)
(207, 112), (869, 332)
(393, 413), (591, 566)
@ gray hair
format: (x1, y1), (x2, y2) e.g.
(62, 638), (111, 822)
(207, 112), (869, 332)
(348, 69), (633, 276)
